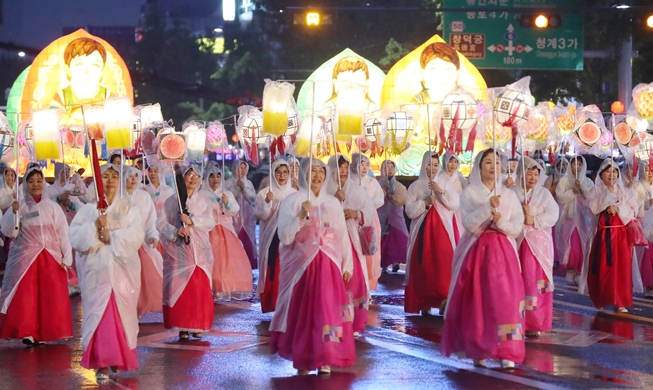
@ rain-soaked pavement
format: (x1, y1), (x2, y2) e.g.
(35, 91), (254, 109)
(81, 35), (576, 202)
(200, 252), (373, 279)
(3, 266), (653, 389)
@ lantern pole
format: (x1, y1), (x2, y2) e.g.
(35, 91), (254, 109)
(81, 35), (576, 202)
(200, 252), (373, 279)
(13, 113), (20, 232)
(520, 135), (527, 203)
(307, 80), (316, 218)
(492, 106), (498, 197)
(611, 114), (616, 187)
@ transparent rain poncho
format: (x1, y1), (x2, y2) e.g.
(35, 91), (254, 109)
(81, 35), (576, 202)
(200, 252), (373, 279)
(224, 159), (258, 259)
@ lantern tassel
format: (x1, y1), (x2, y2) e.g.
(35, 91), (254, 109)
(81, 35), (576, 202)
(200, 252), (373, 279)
(548, 150), (556, 167)
(90, 141), (108, 210)
(438, 118), (446, 155)
(465, 121), (477, 153)
(633, 155), (639, 181)
(455, 128), (463, 155)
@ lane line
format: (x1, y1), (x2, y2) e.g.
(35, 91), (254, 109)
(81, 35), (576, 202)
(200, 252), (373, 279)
(359, 333), (567, 390)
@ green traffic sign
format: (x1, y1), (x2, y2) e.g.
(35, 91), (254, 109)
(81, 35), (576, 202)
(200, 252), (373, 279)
(443, 0), (583, 70)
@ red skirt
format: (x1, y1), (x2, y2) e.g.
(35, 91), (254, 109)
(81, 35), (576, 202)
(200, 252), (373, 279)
(271, 251), (356, 371)
(380, 225), (409, 268)
(346, 243), (368, 333)
(81, 293), (139, 371)
(587, 213), (632, 309)
(163, 268), (214, 331)
(404, 207), (455, 313)
(640, 244), (653, 288)
(566, 229), (584, 272)
(260, 232), (280, 313)
(441, 230), (526, 363)
(239, 227), (258, 270)
(137, 246), (163, 317)
(0, 250), (72, 341)
(519, 241), (553, 332)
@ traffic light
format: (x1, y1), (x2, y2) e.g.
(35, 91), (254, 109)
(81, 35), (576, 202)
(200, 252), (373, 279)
(293, 11), (332, 26)
(647, 15), (653, 28)
(519, 14), (562, 28)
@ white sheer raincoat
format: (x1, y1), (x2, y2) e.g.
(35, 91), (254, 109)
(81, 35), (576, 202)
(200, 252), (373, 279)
(225, 159), (258, 259)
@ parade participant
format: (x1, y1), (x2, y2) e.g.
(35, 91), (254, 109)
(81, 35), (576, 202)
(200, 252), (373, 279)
(0, 167), (73, 346)
(123, 166), (163, 317)
(70, 164), (144, 379)
(225, 159), (258, 269)
(350, 152), (383, 290)
(580, 159), (639, 313)
(377, 159), (409, 273)
(287, 156), (301, 191)
(502, 154), (518, 188)
(440, 152), (468, 195)
(514, 157), (559, 337)
(556, 155), (594, 284)
(543, 157), (569, 196)
(270, 158), (355, 375)
(157, 165), (216, 340)
(145, 160), (175, 216)
(327, 155), (373, 336)
(202, 163), (253, 301)
(254, 159), (296, 312)
(441, 149), (525, 369)
(404, 151), (461, 316)
(0, 168), (17, 211)
(634, 162), (653, 296)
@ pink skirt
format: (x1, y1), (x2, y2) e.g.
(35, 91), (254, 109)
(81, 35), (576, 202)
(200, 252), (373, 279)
(346, 242), (368, 333)
(238, 227), (258, 270)
(271, 251), (356, 371)
(566, 228), (584, 272)
(519, 241), (553, 332)
(81, 292), (139, 371)
(380, 225), (409, 268)
(640, 244), (653, 288)
(210, 225), (253, 298)
(441, 230), (526, 363)
(163, 268), (214, 332)
(137, 246), (163, 316)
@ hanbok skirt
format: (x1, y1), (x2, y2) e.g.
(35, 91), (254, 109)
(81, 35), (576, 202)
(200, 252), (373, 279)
(81, 292), (139, 371)
(405, 207), (457, 313)
(587, 213), (632, 309)
(441, 229), (526, 363)
(238, 227), (257, 270)
(346, 242), (368, 333)
(566, 228), (584, 272)
(380, 225), (409, 268)
(0, 250), (72, 341)
(271, 251), (356, 371)
(210, 225), (253, 300)
(137, 245), (163, 317)
(519, 241), (553, 332)
(260, 232), (280, 313)
(639, 244), (653, 288)
(163, 268), (214, 332)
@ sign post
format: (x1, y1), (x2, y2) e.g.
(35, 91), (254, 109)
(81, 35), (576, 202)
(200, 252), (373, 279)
(443, 0), (583, 70)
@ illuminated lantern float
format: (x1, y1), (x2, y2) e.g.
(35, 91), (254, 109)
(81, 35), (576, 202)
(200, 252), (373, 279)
(439, 87), (478, 154)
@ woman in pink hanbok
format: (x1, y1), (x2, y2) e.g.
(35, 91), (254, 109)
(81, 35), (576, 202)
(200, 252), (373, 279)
(123, 166), (163, 317)
(377, 159), (408, 273)
(270, 158), (355, 375)
(350, 153), (383, 291)
(556, 155), (594, 284)
(158, 165), (216, 340)
(254, 159), (296, 312)
(225, 159), (258, 269)
(327, 155), (374, 336)
(202, 163), (253, 301)
(0, 167), (73, 346)
(70, 164), (144, 380)
(514, 157), (559, 337)
(0, 168), (18, 272)
(405, 152), (461, 316)
(632, 162), (653, 296)
(441, 149), (525, 369)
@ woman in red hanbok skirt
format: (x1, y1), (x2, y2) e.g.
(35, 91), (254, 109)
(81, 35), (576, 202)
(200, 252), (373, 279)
(202, 162), (253, 302)
(327, 155), (374, 335)
(157, 165), (216, 340)
(580, 159), (640, 313)
(441, 149), (525, 369)
(632, 162), (653, 296)
(514, 158), (559, 337)
(70, 164), (144, 380)
(404, 151), (461, 316)
(377, 160), (409, 272)
(254, 159), (296, 312)
(0, 167), (73, 346)
(270, 159), (355, 375)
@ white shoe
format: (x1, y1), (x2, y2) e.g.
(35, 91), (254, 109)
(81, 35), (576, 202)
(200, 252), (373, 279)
(501, 360), (515, 369)
(353, 331), (360, 337)
(565, 270), (575, 284)
(615, 307), (628, 313)
(473, 359), (486, 367)
(318, 366), (331, 375)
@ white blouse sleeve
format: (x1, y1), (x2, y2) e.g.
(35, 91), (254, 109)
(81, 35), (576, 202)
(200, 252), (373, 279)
(533, 190), (560, 231)
(405, 183), (426, 220)
(253, 188), (273, 222)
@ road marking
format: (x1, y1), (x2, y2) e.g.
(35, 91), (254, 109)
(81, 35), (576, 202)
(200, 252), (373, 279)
(359, 332), (567, 390)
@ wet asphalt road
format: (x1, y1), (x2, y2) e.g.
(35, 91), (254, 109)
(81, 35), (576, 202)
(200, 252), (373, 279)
(2, 267), (653, 389)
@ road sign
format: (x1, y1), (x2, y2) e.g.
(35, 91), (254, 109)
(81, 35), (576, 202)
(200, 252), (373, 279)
(443, 0), (583, 70)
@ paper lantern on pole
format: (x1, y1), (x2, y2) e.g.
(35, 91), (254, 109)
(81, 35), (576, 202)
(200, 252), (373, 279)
(441, 87), (478, 132)
(104, 96), (133, 150)
(386, 111), (414, 155)
(262, 80), (295, 136)
(206, 121), (226, 152)
(336, 82), (366, 141)
(364, 117), (383, 143)
(0, 112), (15, 161)
(614, 116), (647, 147)
(157, 129), (187, 162)
(137, 104), (164, 129)
(633, 82), (653, 120)
(82, 105), (105, 141)
(31, 108), (62, 160)
(494, 77), (533, 127)
(183, 122), (207, 162)
(237, 105), (268, 164)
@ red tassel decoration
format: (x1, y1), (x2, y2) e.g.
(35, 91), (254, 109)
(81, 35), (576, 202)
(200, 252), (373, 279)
(465, 121), (477, 152)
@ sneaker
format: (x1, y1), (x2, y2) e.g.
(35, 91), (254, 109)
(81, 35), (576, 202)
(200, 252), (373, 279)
(392, 264), (400, 273)
(191, 332), (202, 339)
(22, 337), (35, 346)
(179, 331), (190, 340)
(615, 307), (628, 313)
(565, 270), (575, 284)
(473, 359), (486, 367)
(318, 366), (331, 375)
(501, 360), (516, 369)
